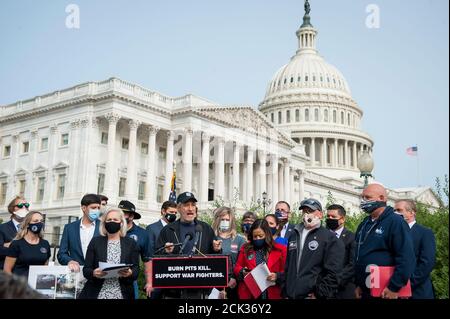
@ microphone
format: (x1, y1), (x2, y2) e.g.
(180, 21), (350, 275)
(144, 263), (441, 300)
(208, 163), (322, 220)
(190, 224), (203, 256)
(179, 232), (194, 255)
(153, 242), (183, 256)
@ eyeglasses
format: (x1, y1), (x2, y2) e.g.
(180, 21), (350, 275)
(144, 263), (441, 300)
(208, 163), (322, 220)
(16, 203), (30, 209)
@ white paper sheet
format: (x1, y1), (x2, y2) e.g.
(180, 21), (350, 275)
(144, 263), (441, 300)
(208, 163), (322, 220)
(208, 288), (221, 299)
(249, 262), (275, 291)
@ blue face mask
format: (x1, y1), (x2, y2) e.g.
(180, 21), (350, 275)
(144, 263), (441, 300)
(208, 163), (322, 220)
(88, 209), (100, 221)
(242, 223), (252, 233)
(253, 239), (266, 249)
(360, 200), (386, 214)
(270, 227), (277, 235)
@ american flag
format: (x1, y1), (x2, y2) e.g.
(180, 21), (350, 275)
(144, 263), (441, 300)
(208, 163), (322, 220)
(168, 167), (177, 202)
(406, 146), (418, 156)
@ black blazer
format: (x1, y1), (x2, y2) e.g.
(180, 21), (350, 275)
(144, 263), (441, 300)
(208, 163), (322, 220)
(336, 227), (356, 299)
(410, 223), (436, 299)
(79, 236), (140, 299)
(0, 220), (18, 270)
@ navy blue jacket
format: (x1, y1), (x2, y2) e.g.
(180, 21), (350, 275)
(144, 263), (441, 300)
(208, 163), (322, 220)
(57, 219), (100, 265)
(410, 223), (436, 299)
(127, 223), (151, 262)
(354, 207), (415, 294)
(0, 220), (18, 269)
(146, 220), (165, 257)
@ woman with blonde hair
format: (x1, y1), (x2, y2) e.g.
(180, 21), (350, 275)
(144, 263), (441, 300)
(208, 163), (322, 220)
(211, 207), (246, 299)
(3, 211), (51, 278)
(79, 207), (140, 299)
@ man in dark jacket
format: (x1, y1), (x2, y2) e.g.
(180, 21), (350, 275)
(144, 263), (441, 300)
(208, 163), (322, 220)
(355, 184), (415, 299)
(153, 192), (222, 298)
(326, 204), (356, 299)
(282, 198), (344, 299)
(395, 199), (436, 299)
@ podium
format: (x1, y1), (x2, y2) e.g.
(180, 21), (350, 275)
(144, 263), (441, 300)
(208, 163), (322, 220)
(151, 255), (229, 289)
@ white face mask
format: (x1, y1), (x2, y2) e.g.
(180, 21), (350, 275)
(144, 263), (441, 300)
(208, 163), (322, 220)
(15, 208), (28, 219)
(219, 220), (231, 232)
(303, 213), (321, 228)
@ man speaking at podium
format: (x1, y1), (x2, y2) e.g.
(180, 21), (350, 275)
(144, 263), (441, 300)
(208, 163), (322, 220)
(154, 192), (222, 298)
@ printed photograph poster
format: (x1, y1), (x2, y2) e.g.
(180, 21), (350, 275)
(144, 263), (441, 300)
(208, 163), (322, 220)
(28, 266), (86, 299)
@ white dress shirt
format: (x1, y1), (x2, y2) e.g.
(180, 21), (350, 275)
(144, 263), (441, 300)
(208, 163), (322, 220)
(12, 219), (21, 232)
(281, 222), (290, 238)
(335, 226), (344, 238)
(160, 219), (168, 228)
(80, 220), (96, 259)
(408, 220), (416, 229)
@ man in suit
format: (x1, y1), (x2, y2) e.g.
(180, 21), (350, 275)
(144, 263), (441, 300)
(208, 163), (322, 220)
(275, 201), (295, 241)
(0, 196), (29, 270)
(326, 204), (356, 299)
(57, 194), (101, 272)
(395, 199), (436, 299)
(146, 201), (178, 257)
(144, 201), (177, 299)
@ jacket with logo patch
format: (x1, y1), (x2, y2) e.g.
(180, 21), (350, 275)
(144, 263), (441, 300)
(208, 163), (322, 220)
(281, 224), (344, 299)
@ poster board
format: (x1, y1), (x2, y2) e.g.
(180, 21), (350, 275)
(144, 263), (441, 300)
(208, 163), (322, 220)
(28, 266), (86, 299)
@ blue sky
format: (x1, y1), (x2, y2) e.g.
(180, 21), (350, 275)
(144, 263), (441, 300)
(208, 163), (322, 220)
(0, 0), (448, 191)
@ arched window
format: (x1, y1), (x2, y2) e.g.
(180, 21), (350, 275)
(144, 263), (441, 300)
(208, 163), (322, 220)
(295, 109), (300, 122)
(324, 109), (329, 122)
(341, 111), (344, 124)
(347, 113), (351, 126)
(333, 110), (337, 123)
(286, 110), (291, 123)
(314, 109), (319, 121)
(271, 113), (274, 123)
(278, 111), (282, 124)
(305, 109), (310, 122)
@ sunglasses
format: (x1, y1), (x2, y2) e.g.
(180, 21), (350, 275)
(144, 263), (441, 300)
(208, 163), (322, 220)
(16, 203), (30, 209)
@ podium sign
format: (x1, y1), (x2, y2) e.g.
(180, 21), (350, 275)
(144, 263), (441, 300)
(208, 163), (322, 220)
(152, 256), (228, 288)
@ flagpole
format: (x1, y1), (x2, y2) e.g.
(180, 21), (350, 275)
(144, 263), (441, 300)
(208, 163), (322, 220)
(416, 145), (420, 187)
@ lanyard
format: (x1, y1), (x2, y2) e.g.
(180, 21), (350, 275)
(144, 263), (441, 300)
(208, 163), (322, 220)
(356, 218), (379, 262)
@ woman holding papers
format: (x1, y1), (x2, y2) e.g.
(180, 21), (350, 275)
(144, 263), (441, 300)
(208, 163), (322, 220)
(79, 207), (140, 299)
(234, 219), (287, 299)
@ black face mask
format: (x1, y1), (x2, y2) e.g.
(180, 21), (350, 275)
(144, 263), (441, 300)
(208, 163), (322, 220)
(165, 213), (177, 223)
(28, 222), (44, 234)
(325, 218), (340, 231)
(105, 222), (121, 234)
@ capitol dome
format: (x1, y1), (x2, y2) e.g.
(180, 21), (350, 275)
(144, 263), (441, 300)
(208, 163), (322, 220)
(259, 1), (374, 181)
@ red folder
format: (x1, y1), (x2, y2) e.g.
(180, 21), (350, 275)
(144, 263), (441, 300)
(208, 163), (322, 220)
(369, 265), (412, 298)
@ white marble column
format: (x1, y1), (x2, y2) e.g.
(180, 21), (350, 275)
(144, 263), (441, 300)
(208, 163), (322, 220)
(182, 128), (193, 192)
(283, 159), (290, 203)
(67, 120), (80, 199)
(246, 146), (254, 202)
(200, 133), (210, 203)
(298, 169), (305, 202)
(125, 120), (140, 201)
(310, 138), (316, 166)
(290, 171), (295, 206)
(27, 130), (38, 201)
(322, 138), (327, 167)
(232, 142), (240, 198)
(353, 142), (358, 169)
(345, 140), (350, 168)
(104, 113), (120, 201)
(46, 125), (58, 207)
(334, 139), (338, 167)
(271, 155), (279, 205)
(146, 126), (159, 207)
(5, 134), (19, 202)
(278, 162), (284, 201)
(215, 138), (225, 199)
(164, 131), (175, 199)
(259, 151), (267, 194)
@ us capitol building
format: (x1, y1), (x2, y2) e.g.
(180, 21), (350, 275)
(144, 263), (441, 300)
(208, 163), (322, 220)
(0, 3), (439, 244)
